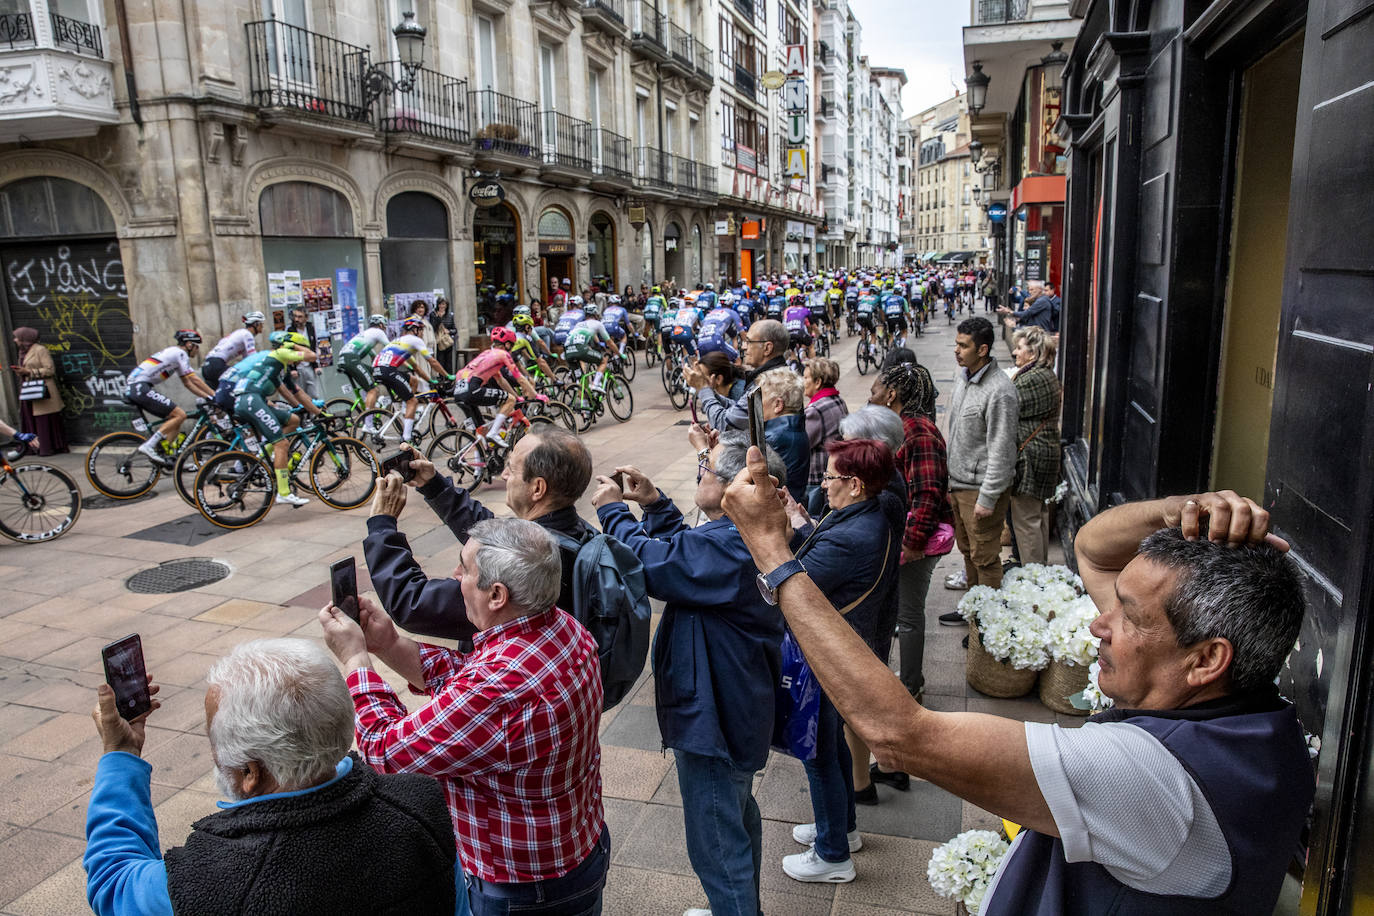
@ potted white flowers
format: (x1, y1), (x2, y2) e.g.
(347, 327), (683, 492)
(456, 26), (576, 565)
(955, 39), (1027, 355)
(1042, 592), (1101, 715)
(926, 829), (1011, 915)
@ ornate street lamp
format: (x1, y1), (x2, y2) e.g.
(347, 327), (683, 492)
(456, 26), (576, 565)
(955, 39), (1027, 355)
(1041, 41), (1068, 95)
(966, 62), (989, 116)
(363, 11), (428, 107)
(968, 138), (984, 164)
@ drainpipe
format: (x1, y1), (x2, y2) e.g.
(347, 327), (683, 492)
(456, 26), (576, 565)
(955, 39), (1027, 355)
(112, 0), (142, 127)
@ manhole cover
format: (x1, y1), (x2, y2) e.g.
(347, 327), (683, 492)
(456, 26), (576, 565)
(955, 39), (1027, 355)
(83, 490), (157, 510)
(126, 558), (230, 594)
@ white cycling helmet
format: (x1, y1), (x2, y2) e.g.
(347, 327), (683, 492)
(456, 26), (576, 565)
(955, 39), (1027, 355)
(243, 310), (266, 325)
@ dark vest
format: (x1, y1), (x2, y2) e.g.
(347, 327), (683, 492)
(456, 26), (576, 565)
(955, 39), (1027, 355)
(985, 689), (1313, 915)
(164, 755), (456, 916)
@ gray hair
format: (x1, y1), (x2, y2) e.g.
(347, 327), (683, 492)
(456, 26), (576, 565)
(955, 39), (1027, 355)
(751, 319), (789, 354)
(757, 367), (803, 413)
(467, 518), (562, 614)
(206, 639), (354, 790)
(840, 405), (905, 455)
(1137, 528), (1306, 693)
(716, 428), (788, 483)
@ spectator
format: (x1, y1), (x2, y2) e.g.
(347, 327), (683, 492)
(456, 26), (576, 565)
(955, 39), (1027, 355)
(756, 367), (810, 498)
(982, 271), (1000, 313)
(591, 428), (789, 916)
(431, 297), (457, 372)
(997, 283), (1056, 332)
(784, 438), (902, 884)
(321, 519), (609, 916)
(688, 320), (789, 431)
(409, 300), (439, 354)
(288, 308), (320, 399)
(11, 327), (67, 455)
(942, 317), (1018, 597)
(699, 349), (748, 402)
(722, 470), (1314, 916)
(802, 357), (848, 513)
(1008, 328), (1062, 565)
(1044, 282), (1062, 332)
(84, 639), (457, 916)
(878, 345), (917, 373)
(839, 404), (905, 457)
(363, 430), (594, 642)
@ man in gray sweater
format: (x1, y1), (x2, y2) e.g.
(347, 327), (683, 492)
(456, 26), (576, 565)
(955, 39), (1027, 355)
(944, 317), (1019, 594)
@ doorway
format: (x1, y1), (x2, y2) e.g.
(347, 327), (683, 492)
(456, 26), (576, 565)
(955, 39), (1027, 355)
(1209, 32), (1302, 502)
(537, 206), (575, 298)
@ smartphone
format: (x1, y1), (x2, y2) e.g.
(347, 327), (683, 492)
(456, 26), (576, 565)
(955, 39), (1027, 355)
(745, 384), (766, 450)
(380, 448), (416, 483)
(329, 557), (360, 623)
(611, 471), (625, 491)
(101, 635), (152, 721)
(689, 395), (699, 426)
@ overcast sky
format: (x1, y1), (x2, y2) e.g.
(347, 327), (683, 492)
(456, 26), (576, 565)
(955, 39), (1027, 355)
(845, 0), (969, 119)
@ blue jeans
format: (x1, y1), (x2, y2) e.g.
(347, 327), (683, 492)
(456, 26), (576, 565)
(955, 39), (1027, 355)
(801, 694), (856, 862)
(465, 824), (609, 916)
(674, 749), (763, 916)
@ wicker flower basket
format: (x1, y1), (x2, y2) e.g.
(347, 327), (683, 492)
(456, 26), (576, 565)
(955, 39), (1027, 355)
(966, 622), (1038, 698)
(1038, 659), (1091, 716)
(956, 904), (971, 916)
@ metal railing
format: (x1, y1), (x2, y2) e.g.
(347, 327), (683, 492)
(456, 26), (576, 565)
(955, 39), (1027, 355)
(974, 0), (1030, 24)
(50, 11), (102, 57)
(630, 1), (665, 48)
(0, 12), (35, 50)
(673, 154), (698, 192)
(667, 20), (693, 67)
(469, 89), (539, 157)
(693, 37), (713, 79)
(635, 146), (673, 190)
(583, 0), (625, 23)
(698, 165), (717, 196)
(541, 111), (591, 170)
(734, 65), (755, 102)
(378, 62), (468, 144)
(589, 128), (632, 178)
(246, 19), (369, 121)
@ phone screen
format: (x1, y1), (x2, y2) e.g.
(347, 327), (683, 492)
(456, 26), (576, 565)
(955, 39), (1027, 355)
(102, 635), (152, 721)
(746, 384), (766, 450)
(330, 557), (360, 622)
(380, 449), (416, 483)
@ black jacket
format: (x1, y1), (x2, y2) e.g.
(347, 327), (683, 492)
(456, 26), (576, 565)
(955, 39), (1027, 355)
(164, 755), (455, 916)
(364, 474), (595, 640)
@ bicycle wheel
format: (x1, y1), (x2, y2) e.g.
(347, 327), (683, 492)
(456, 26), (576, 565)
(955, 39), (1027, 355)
(0, 463), (82, 542)
(353, 408), (398, 449)
(85, 431), (162, 499)
(174, 438), (231, 507)
(856, 343), (872, 376)
(425, 429), (487, 492)
(667, 368), (690, 410)
(606, 376), (634, 422)
(309, 436), (379, 510)
(816, 333), (831, 357)
(660, 353), (679, 396)
(194, 450), (275, 529)
(526, 398), (578, 432)
(424, 404), (463, 442)
(321, 396), (358, 429)
(617, 351), (637, 381)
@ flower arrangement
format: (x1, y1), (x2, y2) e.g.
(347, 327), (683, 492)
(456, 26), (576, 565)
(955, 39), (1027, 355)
(956, 565), (1088, 672)
(926, 829), (1011, 915)
(1047, 594), (1101, 667)
(1071, 660), (1114, 712)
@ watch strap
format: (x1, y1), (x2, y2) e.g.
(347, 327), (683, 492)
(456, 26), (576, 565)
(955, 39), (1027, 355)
(763, 558), (806, 590)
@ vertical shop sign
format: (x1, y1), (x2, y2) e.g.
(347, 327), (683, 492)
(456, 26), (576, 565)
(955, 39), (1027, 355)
(336, 268), (359, 339)
(784, 43), (808, 180)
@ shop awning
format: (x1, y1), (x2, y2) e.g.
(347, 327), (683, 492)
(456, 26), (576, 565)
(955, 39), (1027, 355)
(922, 250), (940, 261)
(1010, 175), (1067, 209)
(937, 251), (976, 264)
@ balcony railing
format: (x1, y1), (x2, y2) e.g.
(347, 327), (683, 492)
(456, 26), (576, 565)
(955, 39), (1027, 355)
(693, 37), (713, 79)
(50, 11), (102, 57)
(246, 19), (369, 121)
(667, 21), (692, 66)
(973, 0), (1030, 24)
(673, 154), (698, 192)
(541, 111), (591, 170)
(378, 62), (468, 144)
(583, 0), (625, 23)
(734, 65), (755, 102)
(635, 146), (673, 190)
(630, 1), (665, 48)
(589, 128), (631, 178)
(469, 89), (539, 158)
(0, 12), (35, 50)
(698, 165), (717, 195)
(734, 0), (755, 19)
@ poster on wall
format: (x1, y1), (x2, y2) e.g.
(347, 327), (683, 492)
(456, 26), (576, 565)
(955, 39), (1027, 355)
(336, 268), (359, 339)
(283, 270), (303, 306)
(392, 290), (437, 321)
(301, 278), (334, 311)
(315, 336), (333, 368)
(268, 272), (287, 310)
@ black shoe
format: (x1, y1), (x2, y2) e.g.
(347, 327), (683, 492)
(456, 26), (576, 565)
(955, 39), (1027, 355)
(938, 612), (967, 626)
(869, 764), (910, 791)
(961, 635), (969, 649)
(854, 784), (879, 806)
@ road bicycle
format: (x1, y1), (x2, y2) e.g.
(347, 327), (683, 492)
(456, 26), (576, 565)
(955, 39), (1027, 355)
(425, 400), (558, 492)
(0, 438), (81, 543)
(85, 402), (231, 500)
(659, 342), (693, 410)
(856, 331), (888, 376)
(354, 379), (463, 451)
(567, 364), (634, 431)
(641, 324), (664, 367)
(608, 344), (637, 381)
(320, 381), (391, 431)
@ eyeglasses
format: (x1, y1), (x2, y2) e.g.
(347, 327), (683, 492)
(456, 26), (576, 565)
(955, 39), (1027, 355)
(821, 473), (856, 483)
(697, 460), (734, 484)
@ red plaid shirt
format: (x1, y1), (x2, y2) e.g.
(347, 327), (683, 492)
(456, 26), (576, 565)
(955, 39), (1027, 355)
(348, 607), (604, 884)
(897, 412), (955, 553)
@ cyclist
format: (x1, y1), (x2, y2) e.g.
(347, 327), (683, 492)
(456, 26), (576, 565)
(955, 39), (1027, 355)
(336, 314), (391, 429)
(825, 282), (843, 328)
(551, 296), (586, 352)
(855, 285), (881, 352)
(697, 302), (743, 361)
(229, 330), (323, 507)
(807, 283), (830, 342)
(726, 289), (752, 331)
(881, 287), (910, 348)
(602, 295), (633, 360)
(508, 310), (556, 381)
(202, 311), (264, 387)
(453, 326), (542, 447)
(212, 332), (301, 418)
(371, 316), (450, 444)
(765, 286), (787, 321)
(126, 330), (217, 466)
(663, 297), (700, 358)
(943, 271), (957, 312)
(696, 281), (718, 312)
(563, 301), (620, 392)
(783, 293), (815, 361)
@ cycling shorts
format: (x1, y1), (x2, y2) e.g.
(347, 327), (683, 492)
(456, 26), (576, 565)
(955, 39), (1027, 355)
(337, 354), (374, 394)
(886, 315), (908, 334)
(452, 377), (506, 407)
(606, 324), (627, 341)
(233, 392), (292, 443)
(125, 382), (176, 419)
(212, 380), (237, 414)
(375, 365), (413, 402)
(696, 336), (738, 361)
(855, 314), (877, 332)
(564, 344), (602, 367)
(668, 328), (696, 347)
(201, 357), (228, 388)
(553, 330), (571, 347)
(789, 330), (814, 347)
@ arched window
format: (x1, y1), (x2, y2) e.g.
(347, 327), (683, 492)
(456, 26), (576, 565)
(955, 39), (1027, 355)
(0, 177), (116, 237)
(259, 182), (354, 237)
(386, 191), (448, 239)
(589, 211), (616, 286)
(537, 206), (573, 238)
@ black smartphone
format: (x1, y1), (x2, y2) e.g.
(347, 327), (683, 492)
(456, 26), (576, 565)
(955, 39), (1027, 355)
(380, 448), (416, 483)
(745, 384), (766, 450)
(611, 471), (625, 491)
(102, 634), (152, 721)
(330, 557), (360, 623)
(689, 395), (699, 426)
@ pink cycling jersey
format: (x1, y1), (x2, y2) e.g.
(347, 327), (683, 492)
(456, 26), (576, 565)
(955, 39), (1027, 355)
(459, 347), (519, 386)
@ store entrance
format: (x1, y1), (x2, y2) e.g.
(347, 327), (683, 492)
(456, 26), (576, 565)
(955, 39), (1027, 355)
(540, 252), (573, 301)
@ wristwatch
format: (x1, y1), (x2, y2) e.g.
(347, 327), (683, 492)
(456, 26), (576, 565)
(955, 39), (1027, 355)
(756, 558), (806, 606)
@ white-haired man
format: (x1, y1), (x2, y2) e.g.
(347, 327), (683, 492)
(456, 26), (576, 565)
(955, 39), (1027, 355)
(84, 638), (458, 916)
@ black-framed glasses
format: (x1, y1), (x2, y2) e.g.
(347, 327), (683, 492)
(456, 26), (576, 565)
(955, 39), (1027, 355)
(821, 473), (856, 483)
(741, 337), (766, 347)
(697, 460), (733, 484)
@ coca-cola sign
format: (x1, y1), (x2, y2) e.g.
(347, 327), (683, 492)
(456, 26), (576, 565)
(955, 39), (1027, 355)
(468, 180), (506, 207)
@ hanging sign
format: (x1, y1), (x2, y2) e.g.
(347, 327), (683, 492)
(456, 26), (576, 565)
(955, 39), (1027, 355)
(987, 202), (1008, 223)
(783, 79), (807, 112)
(785, 148), (808, 178)
(784, 43), (806, 76)
(715, 220), (730, 235)
(628, 206), (646, 229)
(468, 179), (506, 208)
(786, 113), (807, 144)
(760, 70), (786, 90)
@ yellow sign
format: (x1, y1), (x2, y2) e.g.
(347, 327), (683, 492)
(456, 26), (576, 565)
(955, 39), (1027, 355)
(785, 148), (808, 178)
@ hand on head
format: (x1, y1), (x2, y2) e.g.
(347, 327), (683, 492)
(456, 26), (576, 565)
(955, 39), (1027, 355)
(1167, 490), (1289, 551)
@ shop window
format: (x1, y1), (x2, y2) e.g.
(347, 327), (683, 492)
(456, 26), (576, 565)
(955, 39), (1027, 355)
(537, 207), (572, 238)
(382, 191), (450, 308)
(0, 177), (116, 238)
(386, 191), (448, 239)
(259, 182), (354, 237)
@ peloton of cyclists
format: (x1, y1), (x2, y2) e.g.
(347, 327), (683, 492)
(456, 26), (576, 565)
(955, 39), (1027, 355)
(228, 330), (323, 507)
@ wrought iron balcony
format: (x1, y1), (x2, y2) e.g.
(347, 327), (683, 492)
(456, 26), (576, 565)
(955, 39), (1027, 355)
(672, 154), (698, 193)
(540, 111), (591, 171)
(692, 37), (713, 83)
(698, 165), (717, 196)
(634, 146), (673, 190)
(0, 12), (35, 50)
(973, 0), (1030, 24)
(733, 65), (755, 103)
(588, 128), (632, 179)
(665, 21), (693, 74)
(0, 10), (116, 141)
(49, 11), (102, 57)
(629, 1), (667, 60)
(246, 19), (369, 121)
(378, 62), (468, 144)
(469, 89), (539, 158)
(582, 0), (626, 37)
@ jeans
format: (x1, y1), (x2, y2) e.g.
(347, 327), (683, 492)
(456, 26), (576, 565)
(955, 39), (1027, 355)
(801, 694), (856, 863)
(465, 824), (609, 916)
(674, 749), (763, 916)
(896, 553), (941, 697)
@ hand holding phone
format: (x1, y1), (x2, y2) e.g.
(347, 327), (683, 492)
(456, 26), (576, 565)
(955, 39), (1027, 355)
(330, 557), (360, 623)
(102, 634), (152, 721)
(380, 448), (416, 483)
(746, 384), (766, 450)
(610, 471), (625, 491)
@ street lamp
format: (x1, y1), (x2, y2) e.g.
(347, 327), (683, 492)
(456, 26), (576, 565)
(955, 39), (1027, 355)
(362, 11), (428, 107)
(968, 137), (983, 164)
(966, 62), (989, 116)
(1041, 41), (1068, 95)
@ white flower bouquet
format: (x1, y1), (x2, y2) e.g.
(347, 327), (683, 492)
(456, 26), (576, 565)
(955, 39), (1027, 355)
(1071, 660), (1115, 712)
(1047, 594), (1100, 667)
(927, 829), (1011, 915)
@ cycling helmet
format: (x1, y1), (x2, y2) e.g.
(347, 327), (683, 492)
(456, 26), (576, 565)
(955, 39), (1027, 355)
(705, 281), (715, 291)
(651, 285), (662, 295)
(513, 305), (532, 318)
(569, 295), (585, 308)
(607, 294), (622, 305)
(243, 311), (266, 326)
(175, 329), (202, 346)
(368, 314), (389, 328)
(268, 331), (288, 346)
(583, 300), (601, 317)
(402, 316), (425, 333)
(489, 325), (516, 345)
(280, 331), (310, 349)
(789, 294), (807, 307)
(511, 313), (534, 330)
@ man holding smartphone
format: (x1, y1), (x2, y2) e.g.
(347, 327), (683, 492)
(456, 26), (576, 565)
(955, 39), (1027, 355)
(686, 319), (790, 432)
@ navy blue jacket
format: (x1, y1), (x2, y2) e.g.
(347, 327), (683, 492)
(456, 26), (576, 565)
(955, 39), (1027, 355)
(1011, 294), (1056, 331)
(597, 495), (783, 772)
(766, 412), (810, 498)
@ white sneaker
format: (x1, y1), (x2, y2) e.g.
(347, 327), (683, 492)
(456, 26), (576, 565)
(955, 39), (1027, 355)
(683, 910), (712, 916)
(137, 440), (170, 466)
(792, 823), (863, 852)
(782, 848), (855, 883)
(944, 570), (969, 590)
(275, 493), (310, 507)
